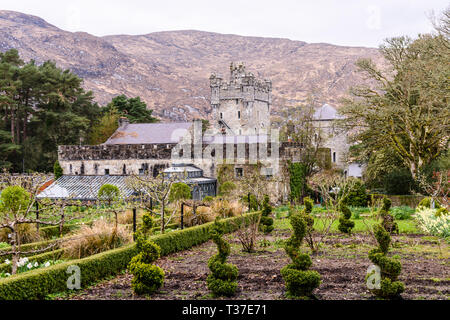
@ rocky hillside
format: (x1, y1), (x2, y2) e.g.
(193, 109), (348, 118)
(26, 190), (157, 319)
(0, 10), (384, 121)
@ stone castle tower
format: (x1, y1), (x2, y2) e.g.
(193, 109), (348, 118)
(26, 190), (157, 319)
(210, 62), (272, 135)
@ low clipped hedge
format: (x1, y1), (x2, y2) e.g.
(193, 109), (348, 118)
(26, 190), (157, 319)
(0, 212), (260, 300)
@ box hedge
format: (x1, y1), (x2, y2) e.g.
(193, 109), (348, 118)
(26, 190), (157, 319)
(0, 212), (259, 300)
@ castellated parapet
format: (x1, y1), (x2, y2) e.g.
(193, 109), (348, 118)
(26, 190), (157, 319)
(210, 62), (272, 135)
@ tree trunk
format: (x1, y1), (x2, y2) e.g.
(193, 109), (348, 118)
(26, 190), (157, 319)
(10, 228), (19, 275)
(161, 201), (165, 234)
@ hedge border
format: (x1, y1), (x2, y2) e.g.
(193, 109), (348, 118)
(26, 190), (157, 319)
(0, 212), (260, 300)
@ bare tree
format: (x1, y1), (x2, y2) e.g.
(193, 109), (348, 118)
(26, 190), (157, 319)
(126, 171), (188, 233)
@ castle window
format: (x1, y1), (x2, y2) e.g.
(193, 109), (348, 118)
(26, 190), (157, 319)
(122, 164), (126, 175)
(80, 164), (85, 175)
(238, 111), (240, 119)
(69, 164), (73, 174)
(105, 169), (110, 175)
(220, 112), (223, 119)
(332, 152), (336, 163)
(235, 167), (243, 178)
(235, 99), (238, 104)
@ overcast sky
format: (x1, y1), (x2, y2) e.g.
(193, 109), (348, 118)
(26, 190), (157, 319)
(1, 0), (448, 47)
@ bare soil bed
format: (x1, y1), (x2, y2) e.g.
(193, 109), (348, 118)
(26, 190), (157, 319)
(64, 228), (449, 300)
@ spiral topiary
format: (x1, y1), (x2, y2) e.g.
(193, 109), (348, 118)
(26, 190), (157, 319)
(338, 202), (355, 234)
(379, 197), (399, 234)
(128, 215), (165, 295)
(281, 199), (321, 298)
(259, 194), (274, 234)
(206, 218), (239, 296)
(367, 224), (404, 299)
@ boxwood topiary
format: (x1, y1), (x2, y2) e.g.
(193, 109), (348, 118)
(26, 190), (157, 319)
(128, 216), (164, 295)
(259, 195), (274, 234)
(379, 197), (399, 234)
(281, 200), (320, 298)
(206, 218), (239, 296)
(338, 202), (355, 234)
(367, 224), (404, 299)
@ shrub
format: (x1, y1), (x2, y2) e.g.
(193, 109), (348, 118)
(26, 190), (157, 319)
(206, 218), (238, 296)
(288, 162), (307, 204)
(383, 169), (414, 195)
(240, 193), (259, 211)
(97, 184), (120, 202)
(281, 202), (321, 298)
(169, 183), (192, 202)
(259, 195), (274, 234)
(53, 160), (63, 180)
(367, 224), (404, 298)
(341, 179), (369, 207)
(414, 207), (450, 238)
(62, 219), (132, 259)
(203, 196), (214, 203)
(378, 197), (399, 234)
(128, 232), (164, 295)
(338, 202), (355, 234)
(390, 206), (415, 220)
(0, 185), (30, 215)
(218, 181), (237, 199)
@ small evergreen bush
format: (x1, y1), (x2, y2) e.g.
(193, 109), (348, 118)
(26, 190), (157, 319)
(206, 218), (239, 296)
(341, 179), (369, 207)
(240, 193), (259, 211)
(128, 216), (164, 295)
(281, 199), (320, 298)
(53, 160), (63, 180)
(338, 202), (355, 234)
(259, 195), (274, 234)
(367, 224), (404, 299)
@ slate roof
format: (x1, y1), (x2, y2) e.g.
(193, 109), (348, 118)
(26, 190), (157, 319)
(104, 122), (193, 145)
(37, 175), (134, 201)
(313, 104), (344, 121)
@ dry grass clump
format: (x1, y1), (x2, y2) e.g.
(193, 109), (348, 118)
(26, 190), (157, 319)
(62, 219), (132, 259)
(211, 200), (244, 218)
(0, 223), (40, 244)
(118, 209), (134, 225)
(174, 199), (246, 227)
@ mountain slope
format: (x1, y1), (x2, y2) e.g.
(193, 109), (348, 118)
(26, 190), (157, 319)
(0, 10), (383, 120)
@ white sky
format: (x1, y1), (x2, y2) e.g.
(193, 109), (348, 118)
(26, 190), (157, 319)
(1, 0), (448, 47)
